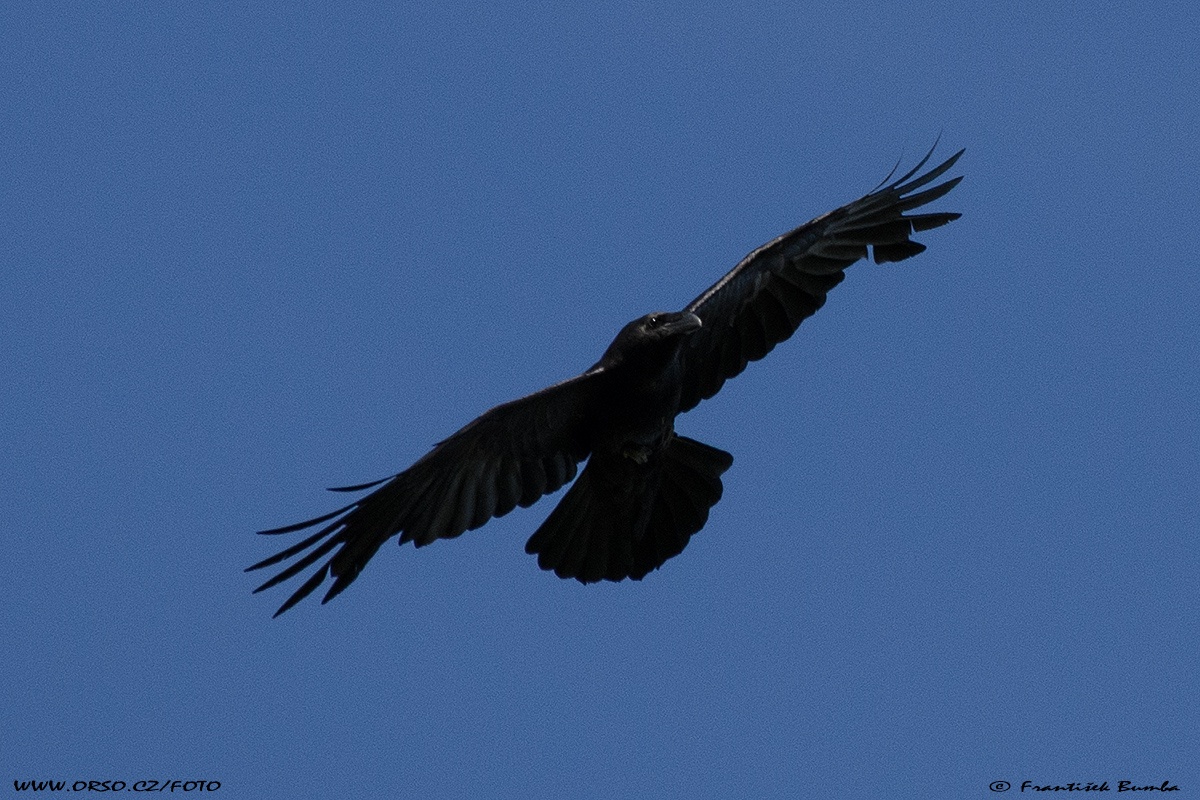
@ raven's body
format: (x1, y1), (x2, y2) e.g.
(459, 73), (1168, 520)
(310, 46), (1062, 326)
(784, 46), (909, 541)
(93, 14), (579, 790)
(249, 147), (964, 616)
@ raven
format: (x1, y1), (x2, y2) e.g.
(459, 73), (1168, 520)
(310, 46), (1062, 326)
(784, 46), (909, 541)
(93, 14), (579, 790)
(248, 146), (964, 616)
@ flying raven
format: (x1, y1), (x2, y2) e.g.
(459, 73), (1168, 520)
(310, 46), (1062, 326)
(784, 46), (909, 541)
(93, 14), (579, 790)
(249, 146), (964, 616)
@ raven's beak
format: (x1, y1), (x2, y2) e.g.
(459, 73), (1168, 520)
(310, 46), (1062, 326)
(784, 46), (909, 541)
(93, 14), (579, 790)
(665, 312), (702, 336)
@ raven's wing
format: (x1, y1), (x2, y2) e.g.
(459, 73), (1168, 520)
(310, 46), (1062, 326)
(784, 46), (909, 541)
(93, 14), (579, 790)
(677, 146), (963, 413)
(247, 372), (599, 616)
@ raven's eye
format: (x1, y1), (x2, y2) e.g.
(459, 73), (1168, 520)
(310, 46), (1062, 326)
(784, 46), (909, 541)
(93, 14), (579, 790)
(647, 315), (661, 327)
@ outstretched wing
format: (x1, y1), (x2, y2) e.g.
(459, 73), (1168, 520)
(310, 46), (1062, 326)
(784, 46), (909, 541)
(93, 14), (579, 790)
(677, 146), (963, 413)
(247, 372), (599, 616)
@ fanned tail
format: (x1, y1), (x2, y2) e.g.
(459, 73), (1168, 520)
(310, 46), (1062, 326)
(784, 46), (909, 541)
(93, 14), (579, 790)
(525, 434), (734, 582)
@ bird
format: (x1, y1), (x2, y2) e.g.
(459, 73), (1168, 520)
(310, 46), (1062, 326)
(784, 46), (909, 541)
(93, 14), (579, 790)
(248, 144), (964, 616)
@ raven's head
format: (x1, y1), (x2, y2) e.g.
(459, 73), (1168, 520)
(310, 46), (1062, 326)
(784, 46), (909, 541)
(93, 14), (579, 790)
(621, 311), (702, 347)
(628, 311), (702, 339)
(594, 311), (702, 372)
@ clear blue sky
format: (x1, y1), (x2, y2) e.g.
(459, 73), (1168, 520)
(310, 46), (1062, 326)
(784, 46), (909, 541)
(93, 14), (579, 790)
(4, 2), (1197, 797)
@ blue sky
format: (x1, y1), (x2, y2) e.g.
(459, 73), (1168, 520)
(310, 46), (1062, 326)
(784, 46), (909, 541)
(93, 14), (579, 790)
(4, 2), (1197, 797)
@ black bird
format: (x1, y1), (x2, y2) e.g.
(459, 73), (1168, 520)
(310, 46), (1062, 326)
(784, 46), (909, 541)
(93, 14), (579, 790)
(248, 146), (964, 616)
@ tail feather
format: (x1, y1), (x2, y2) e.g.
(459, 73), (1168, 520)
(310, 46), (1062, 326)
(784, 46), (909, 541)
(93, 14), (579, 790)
(525, 434), (733, 582)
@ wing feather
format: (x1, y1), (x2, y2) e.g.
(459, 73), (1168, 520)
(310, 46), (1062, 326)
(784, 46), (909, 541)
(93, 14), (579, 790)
(495, 456), (524, 517)
(678, 146), (963, 412)
(470, 458), (501, 530)
(247, 371), (599, 616)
